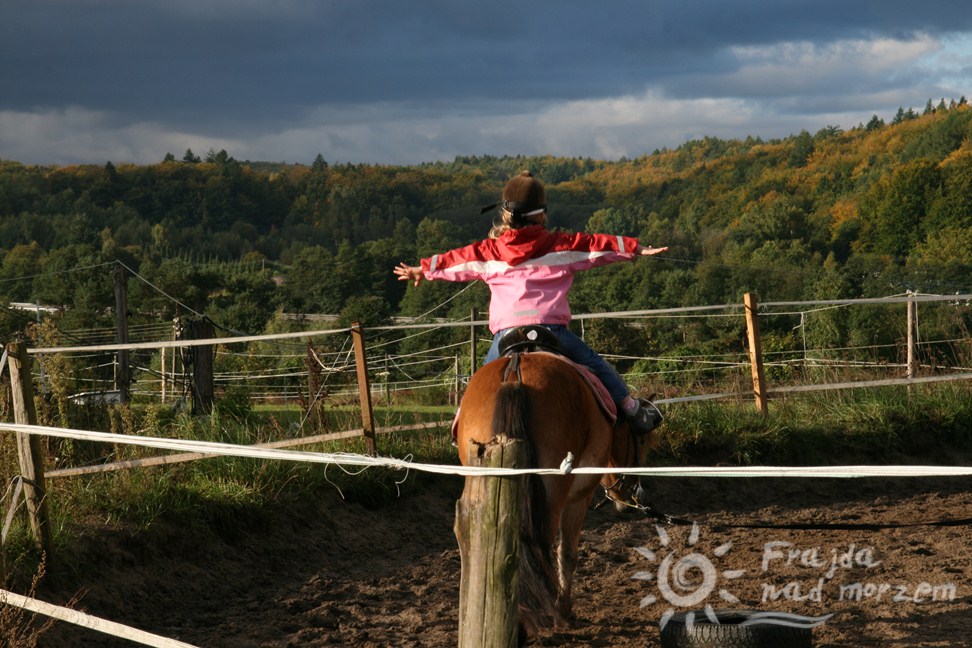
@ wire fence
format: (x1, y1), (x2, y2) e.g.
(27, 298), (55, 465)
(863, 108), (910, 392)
(15, 291), (969, 416)
(3, 291), (972, 647)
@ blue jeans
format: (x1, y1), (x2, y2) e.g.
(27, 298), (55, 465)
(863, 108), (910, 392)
(483, 324), (630, 404)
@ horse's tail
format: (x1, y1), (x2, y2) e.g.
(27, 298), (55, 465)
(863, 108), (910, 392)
(491, 380), (560, 635)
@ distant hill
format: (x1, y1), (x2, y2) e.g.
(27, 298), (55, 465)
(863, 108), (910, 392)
(1, 100), (971, 341)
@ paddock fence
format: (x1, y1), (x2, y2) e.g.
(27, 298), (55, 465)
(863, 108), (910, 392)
(19, 290), (972, 412)
(1, 290), (972, 646)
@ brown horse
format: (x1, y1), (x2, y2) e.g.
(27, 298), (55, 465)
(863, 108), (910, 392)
(455, 350), (658, 635)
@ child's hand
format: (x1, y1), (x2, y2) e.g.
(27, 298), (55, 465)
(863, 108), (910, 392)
(394, 263), (423, 286)
(637, 245), (669, 256)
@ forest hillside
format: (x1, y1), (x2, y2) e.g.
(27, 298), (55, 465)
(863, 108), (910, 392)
(1, 100), (971, 359)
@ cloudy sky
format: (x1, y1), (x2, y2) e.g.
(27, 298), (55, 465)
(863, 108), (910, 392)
(3, 0), (972, 166)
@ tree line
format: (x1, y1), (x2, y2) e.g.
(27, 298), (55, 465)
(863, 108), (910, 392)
(0, 100), (970, 375)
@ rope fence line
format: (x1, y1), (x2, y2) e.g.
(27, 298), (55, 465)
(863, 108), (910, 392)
(27, 292), (972, 356)
(0, 588), (200, 648)
(54, 352), (972, 400)
(191, 365), (972, 406)
(43, 421), (453, 479)
(21, 292), (972, 406)
(3, 292), (972, 645)
(17, 295), (972, 409)
(3, 422), (972, 480)
(26, 325), (350, 354)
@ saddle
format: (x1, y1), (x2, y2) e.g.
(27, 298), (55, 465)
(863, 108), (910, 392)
(496, 325), (562, 356)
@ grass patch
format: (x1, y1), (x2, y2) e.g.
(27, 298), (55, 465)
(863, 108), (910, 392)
(658, 383), (972, 466)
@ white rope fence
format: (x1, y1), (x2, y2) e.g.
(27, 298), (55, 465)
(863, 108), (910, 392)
(0, 589), (198, 648)
(4, 290), (972, 645)
(3, 422), (971, 480)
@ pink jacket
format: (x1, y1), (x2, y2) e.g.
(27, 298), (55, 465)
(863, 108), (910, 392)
(421, 225), (639, 333)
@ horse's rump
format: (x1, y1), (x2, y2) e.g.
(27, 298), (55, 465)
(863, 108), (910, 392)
(459, 353), (613, 467)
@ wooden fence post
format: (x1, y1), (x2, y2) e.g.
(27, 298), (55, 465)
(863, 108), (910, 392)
(906, 292), (918, 379)
(178, 319), (215, 415)
(160, 346), (166, 403)
(6, 341), (55, 564)
(306, 341), (325, 432)
(455, 437), (525, 648)
(113, 263), (131, 404)
(454, 355), (460, 407)
(743, 293), (769, 414)
(350, 322), (377, 456)
(470, 307), (478, 376)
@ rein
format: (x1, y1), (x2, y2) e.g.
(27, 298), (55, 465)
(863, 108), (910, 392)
(597, 489), (972, 532)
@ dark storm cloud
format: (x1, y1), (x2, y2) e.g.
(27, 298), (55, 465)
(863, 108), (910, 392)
(3, 1), (968, 118)
(3, 0), (972, 163)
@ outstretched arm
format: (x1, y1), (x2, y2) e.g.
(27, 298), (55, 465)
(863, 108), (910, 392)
(637, 244), (669, 256)
(394, 262), (424, 286)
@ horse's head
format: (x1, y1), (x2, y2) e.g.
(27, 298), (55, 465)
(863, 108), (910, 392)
(601, 419), (660, 513)
(601, 472), (646, 513)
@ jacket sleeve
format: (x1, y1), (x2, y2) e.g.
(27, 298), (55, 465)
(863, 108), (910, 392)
(549, 232), (639, 269)
(420, 241), (490, 282)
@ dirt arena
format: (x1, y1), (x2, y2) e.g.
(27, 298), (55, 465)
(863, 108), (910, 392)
(34, 472), (972, 647)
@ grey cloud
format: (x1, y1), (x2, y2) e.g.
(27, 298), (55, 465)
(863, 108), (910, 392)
(4, 0), (972, 164)
(8, 0), (971, 114)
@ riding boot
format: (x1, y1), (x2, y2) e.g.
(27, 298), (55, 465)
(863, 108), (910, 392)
(627, 398), (663, 435)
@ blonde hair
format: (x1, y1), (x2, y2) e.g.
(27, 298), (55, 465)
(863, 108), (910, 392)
(489, 208), (546, 239)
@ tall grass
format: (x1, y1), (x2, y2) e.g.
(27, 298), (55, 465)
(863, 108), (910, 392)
(0, 561), (56, 648)
(660, 382), (972, 466)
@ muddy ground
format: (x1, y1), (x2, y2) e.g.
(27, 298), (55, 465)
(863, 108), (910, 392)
(32, 472), (972, 647)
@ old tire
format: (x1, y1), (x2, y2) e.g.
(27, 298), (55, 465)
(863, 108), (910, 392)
(660, 609), (813, 648)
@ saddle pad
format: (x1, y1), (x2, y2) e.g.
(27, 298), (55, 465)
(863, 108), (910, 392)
(541, 351), (618, 423)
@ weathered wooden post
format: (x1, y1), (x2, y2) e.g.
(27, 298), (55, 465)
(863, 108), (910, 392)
(6, 341), (55, 564)
(350, 322), (377, 456)
(455, 436), (525, 648)
(182, 320), (215, 415)
(306, 341), (325, 431)
(470, 307), (478, 376)
(743, 292), (769, 414)
(160, 346), (167, 403)
(454, 355), (461, 407)
(906, 292), (918, 379)
(113, 263), (131, 404)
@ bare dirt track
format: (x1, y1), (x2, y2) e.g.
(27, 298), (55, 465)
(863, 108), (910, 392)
(34, 473), (972, 648)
